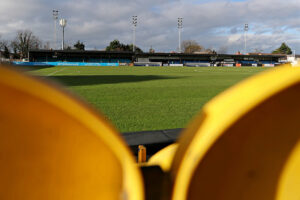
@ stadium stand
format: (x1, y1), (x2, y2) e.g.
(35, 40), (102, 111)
(28, 50), (286, 67)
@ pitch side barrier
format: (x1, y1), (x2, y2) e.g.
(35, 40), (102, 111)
(12, 61), (119, 67)
(134, 62), (162, 66)
(185, 63), (211, 67)
(2, 64), (300, 200)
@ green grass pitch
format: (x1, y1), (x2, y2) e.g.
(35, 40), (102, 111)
(28, 66), (267, 132)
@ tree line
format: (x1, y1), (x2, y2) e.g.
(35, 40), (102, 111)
(272, 43), (292, 55)
(0, 30), (86, 59)
(181, 40), (216, 54)
(105, 39), (143, 53)
(180, 40), (293, 55)
(0, 30), (44, 59)
(0, 29), (294, 59)
(106, 40), (293, 55)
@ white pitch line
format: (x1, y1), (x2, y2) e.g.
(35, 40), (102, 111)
(46, 67), (65, 76)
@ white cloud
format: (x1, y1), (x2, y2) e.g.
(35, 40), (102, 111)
(0, 0), (299, 53)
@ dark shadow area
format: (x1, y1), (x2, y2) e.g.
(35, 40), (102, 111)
(123, 128), (182, 159)
(45, 75), (182, 86)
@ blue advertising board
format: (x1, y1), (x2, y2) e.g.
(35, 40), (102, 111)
(12, 62), (119, 67)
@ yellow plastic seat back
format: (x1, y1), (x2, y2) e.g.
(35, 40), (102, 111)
(171, 65), (300, 200)
(0, 65), (143, 200)
(148, 144), (178, 172)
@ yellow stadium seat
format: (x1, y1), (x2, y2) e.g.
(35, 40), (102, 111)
(148, 144), (178, 172)
(171, 65), (300, 200)
(4, 63), (300, 200)
(0, 65), (144, 200)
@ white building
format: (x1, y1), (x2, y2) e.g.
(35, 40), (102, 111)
(286, 55), (300, 66)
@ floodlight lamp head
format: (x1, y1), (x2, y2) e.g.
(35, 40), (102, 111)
(132, 16), (137, 26)
(53, 10), (59, 20)
(178, 17), (183, 28)
(244, 23), (249, 31)
(60, 19), (67, 27)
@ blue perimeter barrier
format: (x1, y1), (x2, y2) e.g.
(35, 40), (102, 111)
(12, 62), (119, 67)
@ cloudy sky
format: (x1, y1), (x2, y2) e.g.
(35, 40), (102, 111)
(1, 0), (300, 53)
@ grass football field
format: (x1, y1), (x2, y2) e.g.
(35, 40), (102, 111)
(28, 66), (267, 132)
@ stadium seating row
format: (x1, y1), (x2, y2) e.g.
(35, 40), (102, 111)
(1, 64), (300, 199)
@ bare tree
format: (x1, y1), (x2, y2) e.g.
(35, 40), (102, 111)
(205, 48), (217, 54)
(182, 40), (204, 53)
(0, 35), (8, 51)
(43, 41), (51, 50)
(10, 30), (42, 59)
(0, 35), (10, 59)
